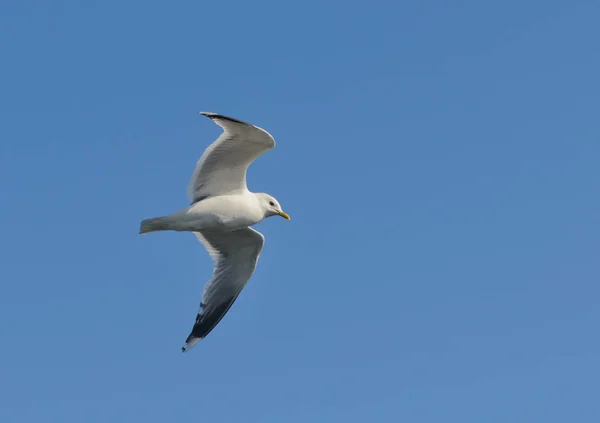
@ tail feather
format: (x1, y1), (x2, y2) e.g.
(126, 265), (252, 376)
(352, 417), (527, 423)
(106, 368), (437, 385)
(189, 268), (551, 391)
(139, 217), (169, 234)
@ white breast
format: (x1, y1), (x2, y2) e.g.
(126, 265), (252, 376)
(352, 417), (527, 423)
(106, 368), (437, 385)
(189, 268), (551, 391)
(187, 193), (264, 231)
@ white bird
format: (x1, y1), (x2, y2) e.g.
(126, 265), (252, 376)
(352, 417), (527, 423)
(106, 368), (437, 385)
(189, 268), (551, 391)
(140, 112), (290, 352)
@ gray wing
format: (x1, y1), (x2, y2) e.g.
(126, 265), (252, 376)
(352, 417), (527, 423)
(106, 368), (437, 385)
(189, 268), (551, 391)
(182, 227), (265, 352)
(187, 113), (276, 203)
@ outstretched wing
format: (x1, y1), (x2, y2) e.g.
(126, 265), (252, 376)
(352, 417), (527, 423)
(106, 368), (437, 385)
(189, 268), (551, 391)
(187, 113), (276, 203)
(182, 227), (265, 352)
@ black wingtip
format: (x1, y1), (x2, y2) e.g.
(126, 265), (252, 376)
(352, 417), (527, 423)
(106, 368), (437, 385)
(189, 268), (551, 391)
(199, 112), (251, 126)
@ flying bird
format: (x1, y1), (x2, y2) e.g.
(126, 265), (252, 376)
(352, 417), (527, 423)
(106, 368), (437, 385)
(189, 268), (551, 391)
(140, 112), (290, 352)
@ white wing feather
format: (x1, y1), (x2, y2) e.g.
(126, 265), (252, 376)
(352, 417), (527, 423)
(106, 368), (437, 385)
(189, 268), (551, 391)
(187, 113), (275, 202)
(182, 227), (265, 352)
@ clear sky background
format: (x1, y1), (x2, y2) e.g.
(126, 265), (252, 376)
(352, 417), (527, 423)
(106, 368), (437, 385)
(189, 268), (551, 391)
(1, 0), (599, 421)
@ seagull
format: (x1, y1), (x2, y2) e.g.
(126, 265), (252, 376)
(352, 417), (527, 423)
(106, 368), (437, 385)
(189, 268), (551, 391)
(139, 112), (290, 352)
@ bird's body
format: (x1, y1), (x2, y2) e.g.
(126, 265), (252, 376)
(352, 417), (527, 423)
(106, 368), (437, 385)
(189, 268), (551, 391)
(140, 191), (266, 234)
(139, 112), (290, 352)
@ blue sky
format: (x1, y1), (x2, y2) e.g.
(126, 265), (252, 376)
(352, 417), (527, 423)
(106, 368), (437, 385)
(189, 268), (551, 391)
(1, 0), (599, 421)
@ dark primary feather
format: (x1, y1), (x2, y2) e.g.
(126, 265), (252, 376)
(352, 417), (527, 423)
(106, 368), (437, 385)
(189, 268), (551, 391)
(183, 296), (239, 349)
(199, 112), (252, 126)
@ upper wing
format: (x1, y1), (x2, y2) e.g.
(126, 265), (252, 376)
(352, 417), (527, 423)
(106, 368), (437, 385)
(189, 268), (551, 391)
(182, 227), (265, 352)
(187, 113), (276, 203)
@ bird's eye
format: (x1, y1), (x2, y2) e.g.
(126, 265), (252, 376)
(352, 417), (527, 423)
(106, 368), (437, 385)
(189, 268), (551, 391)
(269, 201), (275, 206)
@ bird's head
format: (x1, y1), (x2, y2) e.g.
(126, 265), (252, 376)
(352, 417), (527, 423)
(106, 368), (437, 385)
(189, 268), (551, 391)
(257, 193), (290, 220)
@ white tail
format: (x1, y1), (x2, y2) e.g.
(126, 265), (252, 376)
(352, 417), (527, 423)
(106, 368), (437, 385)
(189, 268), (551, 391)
(139, 217), (169, 234)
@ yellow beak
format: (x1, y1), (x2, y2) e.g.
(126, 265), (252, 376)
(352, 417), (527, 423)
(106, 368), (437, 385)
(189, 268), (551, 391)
(277, 210), (291, 220)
